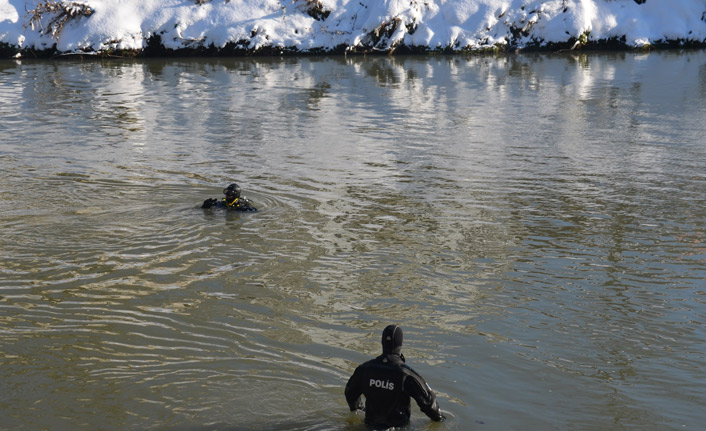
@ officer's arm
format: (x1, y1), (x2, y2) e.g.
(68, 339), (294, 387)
(344, 368), (364, 411)
(405, 374), (444, 421)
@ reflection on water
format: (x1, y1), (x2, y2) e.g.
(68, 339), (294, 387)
(1, 51), (706, 431)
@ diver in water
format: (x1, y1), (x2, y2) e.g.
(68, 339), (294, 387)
(345, 325), (445, 429)
(201, 183), (257, 212)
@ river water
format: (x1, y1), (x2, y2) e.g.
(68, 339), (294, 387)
(1, 51), (705, 431)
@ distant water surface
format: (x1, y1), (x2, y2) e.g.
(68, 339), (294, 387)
(1, 51), (705, 430)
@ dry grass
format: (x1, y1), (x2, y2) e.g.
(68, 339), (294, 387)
(295, 0), (330, 21)
(27, 0), (94, 39)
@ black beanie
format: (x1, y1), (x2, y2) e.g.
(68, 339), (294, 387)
(381, 325), (403, 355)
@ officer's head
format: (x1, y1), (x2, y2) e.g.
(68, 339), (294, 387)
(382, 325), (403, 355)
(223, 183), (241, 200)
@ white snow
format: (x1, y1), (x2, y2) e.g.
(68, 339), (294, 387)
(1, 0), (705, 55)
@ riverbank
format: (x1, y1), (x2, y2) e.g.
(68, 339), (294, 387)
(2, 0), (706, 58)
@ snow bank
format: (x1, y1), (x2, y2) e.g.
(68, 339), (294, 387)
(1, 0), (705, 56)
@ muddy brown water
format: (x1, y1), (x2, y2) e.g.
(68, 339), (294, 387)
(1, 51), (705, 430)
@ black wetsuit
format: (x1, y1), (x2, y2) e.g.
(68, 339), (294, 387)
(201, 197), (257, 212)
(345, 353), (443, 428)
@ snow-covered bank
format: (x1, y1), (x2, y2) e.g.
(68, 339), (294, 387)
(2, 0), (706, 57)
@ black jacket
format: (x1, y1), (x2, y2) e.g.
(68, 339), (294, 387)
(201, 197), (256, 212)
(345, 353), (443, 428)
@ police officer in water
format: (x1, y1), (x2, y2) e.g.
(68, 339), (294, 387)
(201, 183), (257, 212)
(345, 325), (445, 428)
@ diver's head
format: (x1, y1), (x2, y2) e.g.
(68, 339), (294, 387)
(223, 183), (241, 201)
(382, 325), (403, 355)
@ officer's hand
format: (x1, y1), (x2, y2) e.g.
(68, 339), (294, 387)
(355, 399), (365, 411)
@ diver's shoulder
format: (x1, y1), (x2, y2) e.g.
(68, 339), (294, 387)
(237, 197), (257, 211)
